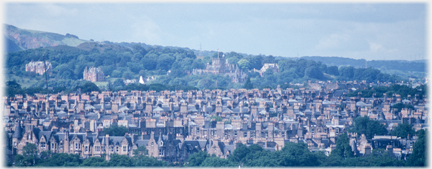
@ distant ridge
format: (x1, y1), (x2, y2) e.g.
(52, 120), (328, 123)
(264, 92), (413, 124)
(301, 56), (426, 73)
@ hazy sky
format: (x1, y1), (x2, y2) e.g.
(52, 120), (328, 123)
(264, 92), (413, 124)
(4, 3), (427, 60)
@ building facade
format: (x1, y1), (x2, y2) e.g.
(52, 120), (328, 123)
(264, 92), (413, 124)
(25, 61), (53, 75)
(192, 57), (248, 83)
(83, 67), (104, 82)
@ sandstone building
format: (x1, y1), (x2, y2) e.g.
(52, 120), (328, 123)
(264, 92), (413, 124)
(192, 57), (248, 83)
(25, 61), (52, 75)
(83, 67), (104, 82)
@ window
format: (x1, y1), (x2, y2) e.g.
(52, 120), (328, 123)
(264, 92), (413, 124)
(234, 131), (237, 136)
(41, 142), (46, 148)
(151, 142), (154, 146)
(196, 128), (200, 134)
(116, 146), (119, 152)
(159, 149), (164, 156)
(122, 146), (127, 152)
(75, 143), (78, 150)
(85, 146), (88, 152)
(110, 146), (114, 152)
(244, 132), (247, 137)
(160, 141), (163, 146)
(95, 146), (100, 152)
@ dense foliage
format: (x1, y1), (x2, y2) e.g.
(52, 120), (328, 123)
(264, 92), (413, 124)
(349, 116), (388, 139)
(390, 123), (415, 139)
(103, 124), (128, 136)
(347, 84), (427, 100)
(406, 129), (427, 166)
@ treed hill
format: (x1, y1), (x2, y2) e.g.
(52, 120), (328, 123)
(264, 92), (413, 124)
(7, 42), (402, 92)
(301, 56), (426, 73)
(4, 24), (412, 92)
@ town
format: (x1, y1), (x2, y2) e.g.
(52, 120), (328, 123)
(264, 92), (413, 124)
(4, 77), (427, 165)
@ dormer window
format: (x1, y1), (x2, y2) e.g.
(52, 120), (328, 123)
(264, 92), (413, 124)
(160, 141), (163, 146)
(41, 142), (46, 148)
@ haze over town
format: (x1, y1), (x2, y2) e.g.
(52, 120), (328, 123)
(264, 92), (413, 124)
(4, 3), (426, 61)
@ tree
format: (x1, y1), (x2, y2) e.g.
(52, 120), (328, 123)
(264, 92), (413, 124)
(238, 59), (251, 70)
(78, 81), (100, 93)
(350, 116), (387, 139)
(229, 143), (250, 164)
(327, 66), (339, 76)
(108, 154), (133, 166)
(305, 66), (324, 80)
(20, 143), (38, 166)
(133, 146), (148, 156)
(407, 129), (427, 166)
(80, 157), (108, 166)
(243, 77), (253, 89)
(113, 78), (126, 90)
(200, 156), (236, 167)
(37, 153), (82, 166)
(104, 124), (128, 136)
(186, 151), (209, 166)
(278, 142), (321, 166)
(6, 80), (23, 97)
(390, 123), (415, 139)
(330, 132), (354, 159)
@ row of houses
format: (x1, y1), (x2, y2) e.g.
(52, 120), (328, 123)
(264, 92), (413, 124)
(4, 80), (427, 163)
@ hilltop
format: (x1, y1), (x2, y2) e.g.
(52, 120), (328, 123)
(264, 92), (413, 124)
(4, 24), (88, 53)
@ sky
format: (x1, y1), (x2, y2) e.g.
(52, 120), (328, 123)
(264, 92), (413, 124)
(3, 2), (428, 61)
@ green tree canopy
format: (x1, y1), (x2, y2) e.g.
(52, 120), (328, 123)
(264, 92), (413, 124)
(330, 132), (354, 159)
(243, 77), (253, 89)
(350, 116), (388, 139)
(186, 151), (209, 167)
(407, 129), (427, 166)
(390, 123), (415, 139)
(104, 124), (128, 136)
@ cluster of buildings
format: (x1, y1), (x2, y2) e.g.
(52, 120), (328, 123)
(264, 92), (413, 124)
(192, 56), (248, 83)
(83, 67), (105, 82)
(3, 80), (428, 164)
(25, 61), (52, 75)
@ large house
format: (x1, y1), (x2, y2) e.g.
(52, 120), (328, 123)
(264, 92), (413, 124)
(25, 61), (52, 75)
(83, 67), (104, 82)
(192, 57), (248, 83)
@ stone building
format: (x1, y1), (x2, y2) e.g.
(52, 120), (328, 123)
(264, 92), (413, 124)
(83, 67), (104, 82)
(253, 63), (279, 77)
(192, 57), (248, 83)
(25, 61), (52, 75)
